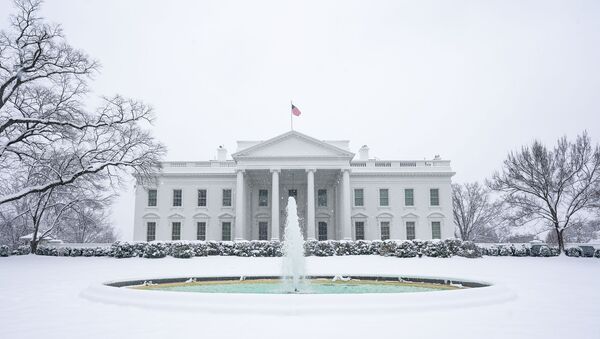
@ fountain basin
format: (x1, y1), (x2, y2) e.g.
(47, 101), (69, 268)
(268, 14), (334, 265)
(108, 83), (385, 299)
(125, 276), (479, 294)
(81, 275), (514, 314)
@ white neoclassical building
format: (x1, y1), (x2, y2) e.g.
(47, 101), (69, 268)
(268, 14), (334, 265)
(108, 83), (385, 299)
(133, 131), (455, 242)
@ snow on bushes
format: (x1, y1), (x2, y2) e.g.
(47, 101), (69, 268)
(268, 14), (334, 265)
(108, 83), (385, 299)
(143, 243), (167, 258)
(170, 243), (194, 258)
(422, 240), (452, 258)
(394, 241), (418, 258)
(3, 239), (595, 259)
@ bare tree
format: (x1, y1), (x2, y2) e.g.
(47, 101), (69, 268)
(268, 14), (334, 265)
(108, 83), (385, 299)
(452, 182), (502, 241)
(0, 1), (165, 251)
(0, 0), (165, 206)
(490, 132), (600, 253)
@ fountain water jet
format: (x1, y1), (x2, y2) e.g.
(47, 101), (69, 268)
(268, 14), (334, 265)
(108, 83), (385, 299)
(282, 196), (306, 293)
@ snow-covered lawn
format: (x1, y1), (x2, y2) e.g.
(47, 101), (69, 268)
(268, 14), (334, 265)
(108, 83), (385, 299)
(0, 255), (598, 339)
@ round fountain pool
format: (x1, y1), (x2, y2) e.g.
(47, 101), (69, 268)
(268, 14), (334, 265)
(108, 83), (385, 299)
(135, 279), (455, 294)
(81, 275), (513, 314)
(124, 276), (476, 294)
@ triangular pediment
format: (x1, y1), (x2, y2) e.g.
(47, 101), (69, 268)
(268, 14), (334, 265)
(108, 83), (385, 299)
(232, 131), (354, 159)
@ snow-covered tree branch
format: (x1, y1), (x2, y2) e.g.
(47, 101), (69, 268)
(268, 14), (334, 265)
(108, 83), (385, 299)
(0, 0), (165, 207)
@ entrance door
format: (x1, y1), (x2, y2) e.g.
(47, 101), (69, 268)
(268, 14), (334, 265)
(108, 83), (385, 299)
(318, 221), (328, 241)
(258, 221), (268, 240)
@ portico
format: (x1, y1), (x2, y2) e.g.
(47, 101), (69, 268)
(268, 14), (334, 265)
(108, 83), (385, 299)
(233, 168), (351, 241)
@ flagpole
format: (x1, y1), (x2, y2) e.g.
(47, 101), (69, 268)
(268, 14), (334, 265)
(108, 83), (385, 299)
(290, 100), (293, 131)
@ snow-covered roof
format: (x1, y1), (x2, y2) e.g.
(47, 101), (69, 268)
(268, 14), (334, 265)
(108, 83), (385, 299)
(19, 232), (55, 241)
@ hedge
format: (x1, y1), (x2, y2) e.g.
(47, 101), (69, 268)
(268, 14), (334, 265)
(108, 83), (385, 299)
(1, 239), (597, 259)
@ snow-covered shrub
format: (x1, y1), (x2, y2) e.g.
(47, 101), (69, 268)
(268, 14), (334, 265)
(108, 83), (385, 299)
(394, 241), (417, 258)
(57, 247), (71, 256)
(13, 245), (30, 255)
(370, 240), (383, 255)
(264, 240), (282, 257)
(143, 243), (167, 258)
(170, 243), (194, 258)
(69, 248), (82, 257)
(378, 240), (399, 257)
(411, 239), (426, 257)
(312, 240), (336, 256)
(304, 239), (318, 256)
(511, 244), (529, 257)
(422, 240), (451, 258)
(566, 247), (582, 257)
(484, 246), (499, 256)
(220, 241), (236, 256)
(444, 238), (463, 256)
(192, 242), (208, 256)
(110, 241), (137, 258)
(498, 245), (513, 256)
(94, 247), (110, 256)
(81, 248), (95, 257)
(539, 246), (552, 257)
(550, 247), (560, 256)
(232, 240), (278, 257)
(335, 241), (355, 256)
(353, 240), (374, 255)
(594, 249), (600, 258)
(457, 241), (482, 258)
(0, 245), (10, 257)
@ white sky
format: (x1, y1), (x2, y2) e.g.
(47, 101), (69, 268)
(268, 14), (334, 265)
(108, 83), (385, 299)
(2, 0), (599, 240)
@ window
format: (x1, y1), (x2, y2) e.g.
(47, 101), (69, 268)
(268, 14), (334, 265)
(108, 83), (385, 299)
(317, 189), (327, 207)
(171, 221), (181, 240)
(379, 189), (389, 206)
(258, 221), (268, 240)
(197, 189), (207, 207)
(197, 222), (206, 241)
(146, 222), (156, 242)
(222, 222), (231, 241)
(173, 189), (182, 207)
(430, 188), (440, 206)
(288, 189), (297, 199)
(406, 221), (416, 240)
(147, 189), (157, 207)
(432, 221), (441, 239)
(380, 221), (390, 240)
(222, 189), (232, 207)
(258, 189), (269, 207)
(354, 189), (364, 207)
(355, 221), (365, 240)
(318, 222), (328, 241)
(404, 189), (414, 206)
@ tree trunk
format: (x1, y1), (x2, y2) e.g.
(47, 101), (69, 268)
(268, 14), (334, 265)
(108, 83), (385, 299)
(556, 228), (565, 254)
(30, 239), (38, 254)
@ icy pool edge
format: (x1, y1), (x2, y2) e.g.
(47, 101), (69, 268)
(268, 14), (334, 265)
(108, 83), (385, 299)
(80, 274), (516, 315)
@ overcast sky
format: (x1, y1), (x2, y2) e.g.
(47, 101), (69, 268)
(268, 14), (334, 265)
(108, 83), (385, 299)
(3, 0), (598, 240)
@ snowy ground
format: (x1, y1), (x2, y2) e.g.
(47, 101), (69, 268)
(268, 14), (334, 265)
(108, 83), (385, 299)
(0, 255), (598, 339)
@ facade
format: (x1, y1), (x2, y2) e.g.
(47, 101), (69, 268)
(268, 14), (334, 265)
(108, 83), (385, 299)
(133, 131), (455, 242)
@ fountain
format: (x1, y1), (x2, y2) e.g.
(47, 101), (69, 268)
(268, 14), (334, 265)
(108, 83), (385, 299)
(281, 196), (306, 293)
(84, 197), (498, 312)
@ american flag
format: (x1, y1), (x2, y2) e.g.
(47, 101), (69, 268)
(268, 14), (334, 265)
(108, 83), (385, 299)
(291, 103), (302, 116)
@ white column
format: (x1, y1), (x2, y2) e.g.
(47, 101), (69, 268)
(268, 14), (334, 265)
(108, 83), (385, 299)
(270, 169), (280, 241)
(342, 169), (352, 240)
(235, 169), (245, 241)
(306, 169), (316, 240)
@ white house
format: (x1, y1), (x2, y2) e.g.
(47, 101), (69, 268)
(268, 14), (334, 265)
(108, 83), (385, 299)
(133, 131), (455, 242)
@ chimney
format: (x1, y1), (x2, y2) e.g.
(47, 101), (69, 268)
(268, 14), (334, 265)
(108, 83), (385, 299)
(217, 146), (227, 161)
(358, 145), (370, 161)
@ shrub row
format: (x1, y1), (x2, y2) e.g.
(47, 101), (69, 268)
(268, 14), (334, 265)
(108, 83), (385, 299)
(3, 240), (598, 259)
